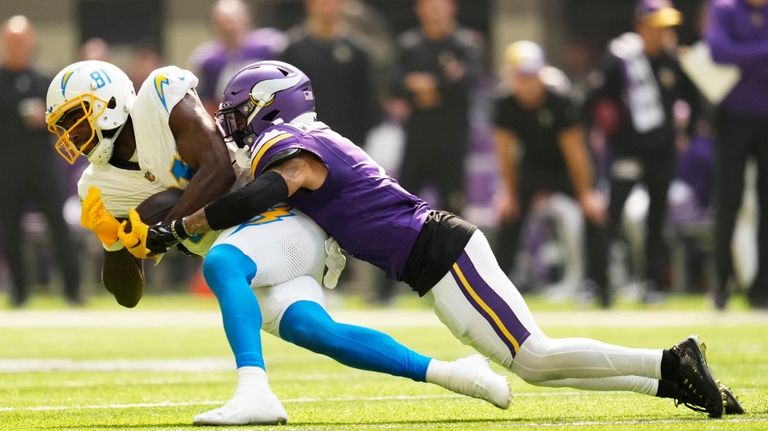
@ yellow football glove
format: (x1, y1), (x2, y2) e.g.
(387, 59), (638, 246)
(81, 186), (121, 247)
(118, 209), (150, 259)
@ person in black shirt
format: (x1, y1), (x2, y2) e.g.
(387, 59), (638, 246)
(706, 0), (768, 309)
(493, 41), (608, 305)
(0, 16), (81, 307)
(281, 0), (380, 146)
(389, 0), (483, 215)
(586, 0), (701, 301)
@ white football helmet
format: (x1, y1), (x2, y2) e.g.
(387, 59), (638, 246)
(46, 60), (136, 165)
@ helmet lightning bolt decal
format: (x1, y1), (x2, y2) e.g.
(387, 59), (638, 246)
(60, 69), (76, 96)
(154, 73), (170, 112)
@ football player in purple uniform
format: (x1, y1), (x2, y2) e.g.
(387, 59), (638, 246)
(121, 60), (740, 418)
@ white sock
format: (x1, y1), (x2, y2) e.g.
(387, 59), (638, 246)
(194, 366), (288, 425)
(532, 376), (659, 395)
(424, 359), (452, 386)
(513, 335), (664, 382)
(231, 366), (270, 400)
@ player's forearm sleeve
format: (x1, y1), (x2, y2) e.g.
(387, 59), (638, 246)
(204, 171), (289, 230)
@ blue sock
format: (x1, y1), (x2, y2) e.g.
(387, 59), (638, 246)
(279, 300), (431, 381)
(203, 244), (264, 369)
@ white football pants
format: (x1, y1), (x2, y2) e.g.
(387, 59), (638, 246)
(424, 231), (662, 395)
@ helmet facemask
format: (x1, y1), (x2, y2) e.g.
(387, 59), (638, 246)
(215, 99), (262, 148)
(47, 94), (109, 165)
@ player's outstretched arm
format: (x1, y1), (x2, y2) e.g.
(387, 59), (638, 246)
(186, 153), (325, 233)
(165, 93), (236, 221)
(121, 152), (327, 258)
(102, 248), (144, 308)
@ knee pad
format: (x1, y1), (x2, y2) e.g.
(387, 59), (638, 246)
(256, 276), (325, 337)
(279, 300), (333, 346)
(203, 244), (257, 294)
(512, 334), (553, 383)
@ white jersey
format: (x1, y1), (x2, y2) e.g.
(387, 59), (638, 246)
(76, 66), (329, 284)
(78, 66), (223, 255)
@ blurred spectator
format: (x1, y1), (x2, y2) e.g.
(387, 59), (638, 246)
(586, 0), (702, 302)
(389, 0), (483, 215)
(79, 37), (110, 62)
(706, 0), (768, 309)
(493, 41), (609, 306)
(0, 16), (81, 307)
(189, 0), (286, 114)
(667, 134), (715, 291)
(281, 0), (388, 301)
(281, 0), (381, 146)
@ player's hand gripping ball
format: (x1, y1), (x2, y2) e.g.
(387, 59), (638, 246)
(118, 188), (189, 259)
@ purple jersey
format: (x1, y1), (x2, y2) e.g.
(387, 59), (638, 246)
(189, 28), (286, 103)
(250, 120), (430, 280)
(707, 0), (768, 116)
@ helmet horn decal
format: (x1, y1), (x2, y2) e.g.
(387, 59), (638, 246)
(249, 73), (303, 107)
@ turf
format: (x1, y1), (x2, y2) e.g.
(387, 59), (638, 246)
(0, 295), (766, 430)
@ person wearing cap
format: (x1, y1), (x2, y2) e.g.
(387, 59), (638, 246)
(586, 0), (702, 303)
(493, 41), (609, 306)
(706, 0), (768, 309)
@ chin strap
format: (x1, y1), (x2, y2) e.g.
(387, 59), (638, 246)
(87, 122), (127, 165)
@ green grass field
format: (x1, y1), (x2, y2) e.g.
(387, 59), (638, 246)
(1, 294), (767, 430)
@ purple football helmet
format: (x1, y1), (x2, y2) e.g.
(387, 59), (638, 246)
(215, 60), (314, 147)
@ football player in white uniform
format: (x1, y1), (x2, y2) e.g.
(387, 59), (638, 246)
(45, 60), (511, 425)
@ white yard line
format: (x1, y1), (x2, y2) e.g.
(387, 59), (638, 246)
(1, 309), (767, 329)
(0, 392), (657, 413)
(7, 356), (762, 375)
(0, 358), (234, 373)
(0, 373), (364, 390)
(0, 395), (463, 412)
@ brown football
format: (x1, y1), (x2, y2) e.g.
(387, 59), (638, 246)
(135, 188), (184, 224)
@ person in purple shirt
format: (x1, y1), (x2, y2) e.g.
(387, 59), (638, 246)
(188, 0), (286, 115)
(706, 0), (768, 309)
(123, 61), (742, 418)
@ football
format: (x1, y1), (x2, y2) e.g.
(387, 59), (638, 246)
(135, 188), (184, 224)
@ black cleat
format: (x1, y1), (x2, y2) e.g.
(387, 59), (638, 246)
(670, 380), (709, 414)
(671, 336), (724, 418)
(700, 341), (745, 415)
(721, 383), (745, 415)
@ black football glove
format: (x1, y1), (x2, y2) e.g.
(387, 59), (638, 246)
(146, 219), (190, 255)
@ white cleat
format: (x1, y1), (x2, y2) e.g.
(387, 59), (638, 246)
(446, 354), (512, 409)
(193, 392), (288, 426)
